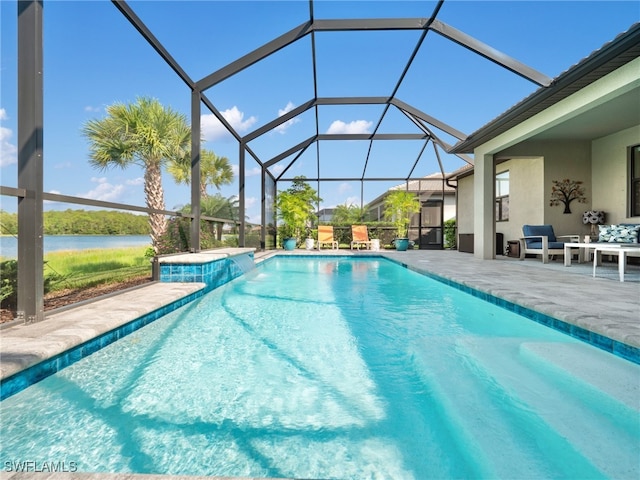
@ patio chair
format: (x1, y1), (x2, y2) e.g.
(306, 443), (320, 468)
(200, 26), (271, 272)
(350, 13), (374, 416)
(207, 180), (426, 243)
(317, 225), (338, 250)
(350, 225), (372, 250)
(519, 224), (581, 263)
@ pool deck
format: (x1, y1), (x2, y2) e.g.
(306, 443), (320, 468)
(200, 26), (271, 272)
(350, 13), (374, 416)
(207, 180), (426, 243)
(0, 248), (638, 480)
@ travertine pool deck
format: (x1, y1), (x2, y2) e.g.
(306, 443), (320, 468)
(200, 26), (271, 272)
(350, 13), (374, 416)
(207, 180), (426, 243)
(0, 248), (638, 480)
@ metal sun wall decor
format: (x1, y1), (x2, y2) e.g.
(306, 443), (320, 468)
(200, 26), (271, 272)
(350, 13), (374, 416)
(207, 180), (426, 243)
(549, 179), (587, 214)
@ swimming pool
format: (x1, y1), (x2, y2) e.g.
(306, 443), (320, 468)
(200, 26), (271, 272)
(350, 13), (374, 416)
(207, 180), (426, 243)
(1, 257), (638, 478)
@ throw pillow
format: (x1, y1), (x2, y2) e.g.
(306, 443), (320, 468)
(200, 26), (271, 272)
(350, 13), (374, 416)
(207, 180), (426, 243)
(598, 224), (640, 243)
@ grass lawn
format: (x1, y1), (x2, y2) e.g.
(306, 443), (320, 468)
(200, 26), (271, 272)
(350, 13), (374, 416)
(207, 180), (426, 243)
(44, 246), (152, 292)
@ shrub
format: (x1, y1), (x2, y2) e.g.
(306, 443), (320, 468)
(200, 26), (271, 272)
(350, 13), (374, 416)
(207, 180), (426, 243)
(0, 260), (62, 312)
(0, 260), (18, 310)
(444, 218), (457, 249)
(155, 217), (225, 255)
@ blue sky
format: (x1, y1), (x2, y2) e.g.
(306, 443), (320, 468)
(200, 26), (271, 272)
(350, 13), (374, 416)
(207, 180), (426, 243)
(1, 0), (638, 224)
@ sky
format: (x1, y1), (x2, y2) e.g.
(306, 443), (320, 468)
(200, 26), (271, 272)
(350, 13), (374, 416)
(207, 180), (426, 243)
(1, 0), (638, 225)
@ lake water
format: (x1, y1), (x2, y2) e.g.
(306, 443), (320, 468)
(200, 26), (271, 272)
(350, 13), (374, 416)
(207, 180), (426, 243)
(0, 235), (151, 259)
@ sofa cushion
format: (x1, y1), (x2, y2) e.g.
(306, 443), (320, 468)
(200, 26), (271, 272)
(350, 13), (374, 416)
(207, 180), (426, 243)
(525, 241), (566, 250)
(598, 224), (640, 243)
(522, 224), (557, 248)
(620, 224), (640, 243)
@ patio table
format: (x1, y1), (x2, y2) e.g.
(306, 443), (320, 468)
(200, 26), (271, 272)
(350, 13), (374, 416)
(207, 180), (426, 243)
(563, 242), (598, 266)
(591, 244), (640, 282)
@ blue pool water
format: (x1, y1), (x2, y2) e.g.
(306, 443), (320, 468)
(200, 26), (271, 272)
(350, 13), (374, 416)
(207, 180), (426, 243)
(1, 257), (638, 479)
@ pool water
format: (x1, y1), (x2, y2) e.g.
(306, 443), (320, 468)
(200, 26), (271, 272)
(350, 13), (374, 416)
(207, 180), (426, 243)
(1, 257), (638, 479)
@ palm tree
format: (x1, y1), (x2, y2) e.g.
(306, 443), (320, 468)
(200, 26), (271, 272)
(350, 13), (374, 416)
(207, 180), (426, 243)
(168, 149), (234, 197)
(180, 193), (240, 240)
(332, 203), (366, 224)
(82, 97), (190, 252)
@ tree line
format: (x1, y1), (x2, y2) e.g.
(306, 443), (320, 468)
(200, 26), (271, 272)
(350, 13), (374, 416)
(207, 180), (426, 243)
(0, 209), (150, 236)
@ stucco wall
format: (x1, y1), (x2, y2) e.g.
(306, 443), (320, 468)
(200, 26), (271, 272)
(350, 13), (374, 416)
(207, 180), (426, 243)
(494, 157), (544, 243)
(592, 125), (640, 224)
(443, 195), (456, 222)
(499, 140), (592, 237)
(457, 141), (595, 243)
(456, 175), (474, 235)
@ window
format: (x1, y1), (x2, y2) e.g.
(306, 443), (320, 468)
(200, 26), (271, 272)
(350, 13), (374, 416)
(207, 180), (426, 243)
(495, 170), (509, 222)
(630, 145), (640, 217)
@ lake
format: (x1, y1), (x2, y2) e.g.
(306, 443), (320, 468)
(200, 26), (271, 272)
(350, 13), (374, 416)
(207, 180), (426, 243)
(0, 235), (151, 259)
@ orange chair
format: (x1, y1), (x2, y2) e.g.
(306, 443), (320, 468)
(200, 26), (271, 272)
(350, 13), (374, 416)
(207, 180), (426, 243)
(350, 225), (372, 250)
(317, 225), (338, 249)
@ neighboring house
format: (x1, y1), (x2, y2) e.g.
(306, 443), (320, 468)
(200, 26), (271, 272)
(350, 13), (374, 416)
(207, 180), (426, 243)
(317, 208), (336, 223)
(365, 172), (458, 223)
(449, 24), (640, 259)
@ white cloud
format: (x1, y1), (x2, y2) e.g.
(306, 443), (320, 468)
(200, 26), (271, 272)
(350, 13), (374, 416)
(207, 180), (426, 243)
(84, 105), (102, 113)
(274, 101), (300, 134)
(231, 165), (262, 177)
(54, 161), (72, 170)
(326, 120), (372, 135)
(0, 109), (17, 167)
(0, 126), (17, 167)
(126, 177), (144, 186)
(202, 106), (257, 141)
(272, 164), (285, 175)
(43, 190), (62, 206)
(79, 177), (125, 202)
(338, 182), (352, 194)
(245, 196), (257, 208)
(247, 213), (261, 225)
(344, 196), (359, 206)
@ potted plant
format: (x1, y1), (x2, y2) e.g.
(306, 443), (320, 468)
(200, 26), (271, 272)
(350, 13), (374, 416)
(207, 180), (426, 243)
(305, 228), (316, 250)
(275, 177), (321, 250)
(276, 190), (314, 250)
(383, 190), (421, 251)
(368, 227), (381, 251)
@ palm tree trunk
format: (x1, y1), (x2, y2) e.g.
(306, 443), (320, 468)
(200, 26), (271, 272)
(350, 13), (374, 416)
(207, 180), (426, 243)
(144, 162), (167, 253)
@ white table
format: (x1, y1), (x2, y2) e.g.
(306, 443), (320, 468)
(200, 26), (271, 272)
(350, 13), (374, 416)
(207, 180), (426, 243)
(591, 245), (640, 282)
(563, 242), (598, 266)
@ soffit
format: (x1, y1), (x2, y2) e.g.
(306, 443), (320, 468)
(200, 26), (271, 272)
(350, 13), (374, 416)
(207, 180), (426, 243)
(450, 23), (640, 153)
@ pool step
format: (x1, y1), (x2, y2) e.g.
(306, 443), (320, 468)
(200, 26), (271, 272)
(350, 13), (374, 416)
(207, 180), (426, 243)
(409, 337), (637, 479)
(463, 338), (639, 479)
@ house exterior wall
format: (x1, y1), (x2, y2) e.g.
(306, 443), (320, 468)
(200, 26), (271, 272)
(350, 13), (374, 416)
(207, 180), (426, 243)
(456, 129), (640, 248)
(465, 57), (639, 259)
(456, 175), (474, 235)
(494, 157), (545, 244)
(499, 141), (592, 238)
(592, 125), (640, 224)
(442, 194), (457, 222)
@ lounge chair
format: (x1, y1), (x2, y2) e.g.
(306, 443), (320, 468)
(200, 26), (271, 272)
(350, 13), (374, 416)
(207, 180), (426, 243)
(350, 225), (372, 250)
(519, 224), (580, 263)
(317, 225), (338, 250)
